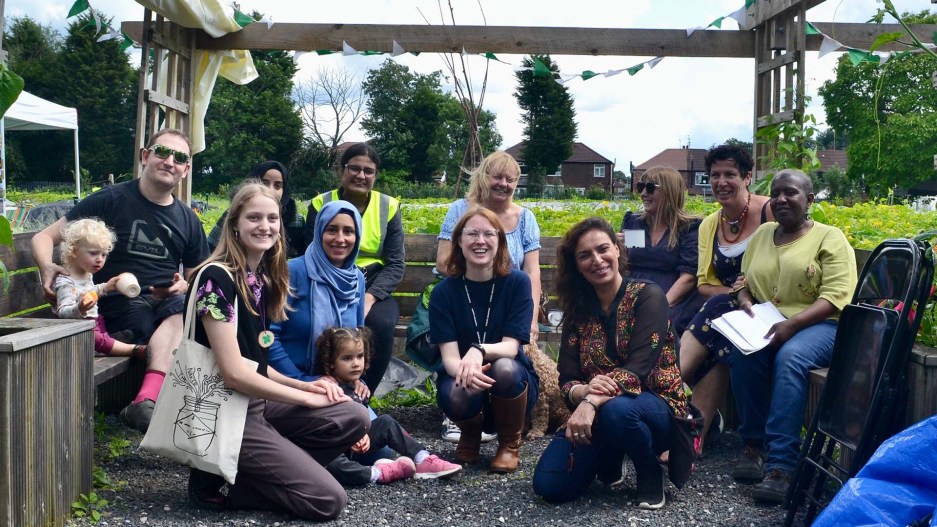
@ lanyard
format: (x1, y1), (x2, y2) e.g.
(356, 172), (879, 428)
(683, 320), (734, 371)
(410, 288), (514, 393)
(463, 278), (495, 345)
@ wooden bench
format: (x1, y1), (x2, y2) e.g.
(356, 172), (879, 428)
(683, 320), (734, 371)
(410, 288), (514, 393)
(391, 234), (563, 355)
(1, 232), (142, 408)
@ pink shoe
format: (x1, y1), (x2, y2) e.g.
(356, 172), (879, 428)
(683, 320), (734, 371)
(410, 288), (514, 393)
(374, 457), (416, 484)
(414, 454), (462, 480)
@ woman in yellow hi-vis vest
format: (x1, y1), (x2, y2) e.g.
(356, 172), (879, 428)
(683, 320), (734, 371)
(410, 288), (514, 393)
(303, 143), (404, 390)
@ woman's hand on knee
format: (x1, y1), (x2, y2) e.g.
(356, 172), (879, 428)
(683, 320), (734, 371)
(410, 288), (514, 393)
(307, 378), (346, 402)
(565, 404), (596, 446)
(588, 374), (620, 397)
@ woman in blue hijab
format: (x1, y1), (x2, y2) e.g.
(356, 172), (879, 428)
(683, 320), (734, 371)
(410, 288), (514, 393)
(268, 200), (366, 380)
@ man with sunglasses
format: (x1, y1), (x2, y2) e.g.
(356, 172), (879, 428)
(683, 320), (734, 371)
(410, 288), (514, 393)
(32, 128), (209, 433)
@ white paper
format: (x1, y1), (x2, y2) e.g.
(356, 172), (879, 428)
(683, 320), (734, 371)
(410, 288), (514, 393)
(711, 302), (787, 354)
(623, 230), (646, 248)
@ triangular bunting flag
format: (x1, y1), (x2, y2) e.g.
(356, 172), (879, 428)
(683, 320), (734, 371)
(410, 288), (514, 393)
(293, 51), (308, 63)
(119, 36), (133, 51)
(97, 28), (121, 42)
(581, 70), (599, 81)
(558, 73), (579, 83)
(745, 0), (757, 7)
(818, 35), (843, 58)
(627, 64), (644, 76)
(728, 7), (749, 30)
(316, 49), (335, 55)
(872, 51), (893, 64)
(647, 56), (664, 68)
(605, 69), (625, 77)
(709, 17), (725, 29)
(513, 66), (533, 73)
(67, 0), (90, 18)
(233, 9), (254, 28)
(342, 41), (357, 56)
(361, 50), (383, 56)
(258, 15), (274, 29)
(91, 10), (103, 35)
(391, 40), (406, 57)
(482, 52), (509, 64)
(532, 57), (552, 77)
(686, 26), (705, 37)
(847, 48), (876, 66)
(806, 22), (820, 36)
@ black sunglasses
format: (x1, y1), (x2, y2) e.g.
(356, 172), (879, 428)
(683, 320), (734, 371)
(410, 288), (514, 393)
(636, 181), (657, 194)
(149, 144), (190, 165)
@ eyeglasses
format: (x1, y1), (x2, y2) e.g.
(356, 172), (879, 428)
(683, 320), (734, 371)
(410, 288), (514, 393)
(462, 230), (499, 241)
(344, 164), (377, 176)
(636, 181), (658, 194)
(148, 144), (190, 165)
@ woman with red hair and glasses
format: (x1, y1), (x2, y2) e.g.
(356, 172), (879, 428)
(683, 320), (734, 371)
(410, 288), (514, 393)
(429, 206), (539, 474)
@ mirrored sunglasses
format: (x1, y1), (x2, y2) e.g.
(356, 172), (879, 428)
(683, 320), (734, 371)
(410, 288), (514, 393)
(149, 144), (190, 165)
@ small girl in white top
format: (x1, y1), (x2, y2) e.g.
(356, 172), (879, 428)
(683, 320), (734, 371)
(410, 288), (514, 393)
(54, 218), (145, 358)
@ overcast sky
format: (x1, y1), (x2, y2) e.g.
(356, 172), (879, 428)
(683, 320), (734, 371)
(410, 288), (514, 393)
(7, 0), (935, 171)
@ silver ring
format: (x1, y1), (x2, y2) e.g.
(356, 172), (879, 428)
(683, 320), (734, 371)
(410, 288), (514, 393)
(573, 432), (581, 437)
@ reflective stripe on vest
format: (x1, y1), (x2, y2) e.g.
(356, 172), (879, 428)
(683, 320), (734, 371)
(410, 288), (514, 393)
(315, 190), (398, 268)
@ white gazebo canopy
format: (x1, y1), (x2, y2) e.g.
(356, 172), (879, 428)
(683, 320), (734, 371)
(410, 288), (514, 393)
(1, 91), (81, 214)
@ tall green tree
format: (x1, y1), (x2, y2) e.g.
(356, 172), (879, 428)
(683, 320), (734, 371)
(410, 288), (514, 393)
(361, 60), (500, 184)
(54, 12), (138, 183)
(819, 10), (937, 195)
(514, 55), (577, 196)
(194, 49), (303, 193)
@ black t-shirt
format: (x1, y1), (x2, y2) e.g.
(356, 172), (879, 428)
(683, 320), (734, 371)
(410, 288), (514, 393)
(65, 179), (209, 286)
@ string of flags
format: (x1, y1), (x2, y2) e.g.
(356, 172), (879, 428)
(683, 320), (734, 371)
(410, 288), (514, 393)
(66, 0), (935, 82)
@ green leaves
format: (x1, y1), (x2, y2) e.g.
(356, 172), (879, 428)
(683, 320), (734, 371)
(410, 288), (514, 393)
(0, 64), (25, 120)
(869, 31), (906, 53)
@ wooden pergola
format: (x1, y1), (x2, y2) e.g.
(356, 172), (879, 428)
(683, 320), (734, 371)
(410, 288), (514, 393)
(122, 0), (937, 202)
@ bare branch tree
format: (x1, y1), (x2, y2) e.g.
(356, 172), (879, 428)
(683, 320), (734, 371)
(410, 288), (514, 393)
(419, 0), (491, 197)
(294, 67), (367, 150)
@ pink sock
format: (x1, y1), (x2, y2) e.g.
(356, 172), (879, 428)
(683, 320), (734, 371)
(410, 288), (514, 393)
(133, 370), (167, 404)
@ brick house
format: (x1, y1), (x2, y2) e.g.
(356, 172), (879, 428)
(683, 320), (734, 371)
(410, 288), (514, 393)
(504, 142), (614, 196)
(632, 147), (710, 196)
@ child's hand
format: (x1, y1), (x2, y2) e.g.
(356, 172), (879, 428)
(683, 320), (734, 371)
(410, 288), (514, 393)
(104, 276), (121, 294)
(354, 379), (370, 400)
(350, 434), (370, 454)
(78, 291), (98, 315)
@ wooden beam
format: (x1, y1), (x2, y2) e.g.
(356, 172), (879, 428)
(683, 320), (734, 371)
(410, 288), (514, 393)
(750, 0), (825, 28)
(124, 21), (936, 57)
(809, 22), (937, 52)
(124, 22), (758, 58)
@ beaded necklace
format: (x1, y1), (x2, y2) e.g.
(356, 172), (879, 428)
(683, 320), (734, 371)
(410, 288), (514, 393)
(720, 192), (751, 243)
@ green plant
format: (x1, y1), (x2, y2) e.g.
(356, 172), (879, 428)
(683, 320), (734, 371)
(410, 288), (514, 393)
(754, 109), (822, 194)
(107, 436), (132, 459)
(585, 185), (609, 200)
(370, 378), (437, 410)
(92, 466), (126, 492)
(71, 492), (108, 523)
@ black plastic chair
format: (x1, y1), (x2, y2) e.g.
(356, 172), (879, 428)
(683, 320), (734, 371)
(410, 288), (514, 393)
(785, 238), (935, 526)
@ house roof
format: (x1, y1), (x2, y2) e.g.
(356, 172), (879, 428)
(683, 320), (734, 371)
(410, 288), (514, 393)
(635, 148), (708, 172)
(816, 149), (847, 172)
(504, 142), (613, 164)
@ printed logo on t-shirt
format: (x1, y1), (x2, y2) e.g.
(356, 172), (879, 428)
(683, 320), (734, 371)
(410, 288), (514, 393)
(128, 219), (170, 259)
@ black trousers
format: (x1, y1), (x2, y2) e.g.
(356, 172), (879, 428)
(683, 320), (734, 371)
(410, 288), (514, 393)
(362, 296), (399, 390)
(325, 414), (424, 486)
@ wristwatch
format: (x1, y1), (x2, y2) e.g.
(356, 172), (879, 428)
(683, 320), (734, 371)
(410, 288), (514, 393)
(470, 343), (486, 354)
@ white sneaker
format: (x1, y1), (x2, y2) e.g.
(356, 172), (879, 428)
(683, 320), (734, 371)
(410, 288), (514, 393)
(440, 417), (497, 443)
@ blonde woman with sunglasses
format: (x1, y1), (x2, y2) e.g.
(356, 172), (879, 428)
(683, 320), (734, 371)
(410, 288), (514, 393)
(619, 166), (702, 336)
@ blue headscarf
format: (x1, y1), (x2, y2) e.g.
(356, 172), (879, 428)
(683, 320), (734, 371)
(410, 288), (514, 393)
(304, 200), (366, 369)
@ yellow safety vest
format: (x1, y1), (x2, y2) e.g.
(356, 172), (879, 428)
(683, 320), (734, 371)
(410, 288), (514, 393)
(312, 189), (400, 268)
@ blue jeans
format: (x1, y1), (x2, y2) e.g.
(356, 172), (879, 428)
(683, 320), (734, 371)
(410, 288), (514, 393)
(727, 320), (837, 473)
(532, 392), (671, 503)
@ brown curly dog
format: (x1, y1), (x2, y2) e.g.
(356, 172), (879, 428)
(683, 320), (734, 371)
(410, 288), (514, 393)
(523, 343), (570, 439)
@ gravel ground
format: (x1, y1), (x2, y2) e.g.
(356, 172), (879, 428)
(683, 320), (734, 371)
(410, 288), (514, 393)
(81, 405), (797, 527)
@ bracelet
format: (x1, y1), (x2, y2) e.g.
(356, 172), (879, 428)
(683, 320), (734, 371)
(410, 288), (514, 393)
(470, 343), (486, 355)
(568, 383), (585, 405)
(581, 397), (599, 411)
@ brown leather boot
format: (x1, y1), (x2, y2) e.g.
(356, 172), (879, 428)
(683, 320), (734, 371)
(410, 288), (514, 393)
(489, 387), (528, 473)
(454, 414), (483, 464)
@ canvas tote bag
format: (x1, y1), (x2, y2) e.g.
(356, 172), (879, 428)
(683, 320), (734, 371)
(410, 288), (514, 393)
(141, 263), (255, 484)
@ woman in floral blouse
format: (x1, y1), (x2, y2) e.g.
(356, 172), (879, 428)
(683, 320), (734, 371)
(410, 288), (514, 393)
(532, 217), (687, 510)
(185, 182), (368, 520)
